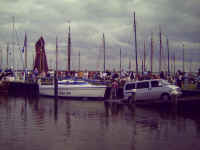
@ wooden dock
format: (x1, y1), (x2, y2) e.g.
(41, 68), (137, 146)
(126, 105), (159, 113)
(0, 81), (39, 97)
(104, 92), (200, 107)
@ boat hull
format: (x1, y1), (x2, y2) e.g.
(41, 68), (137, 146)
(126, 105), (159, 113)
(39, 85), (107, 98)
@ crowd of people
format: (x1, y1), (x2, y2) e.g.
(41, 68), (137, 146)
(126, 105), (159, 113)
(1, 67), (200, 89)
(41, 68), (200, 89)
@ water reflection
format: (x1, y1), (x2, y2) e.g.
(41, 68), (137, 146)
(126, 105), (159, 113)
(0, 96), (200, 150)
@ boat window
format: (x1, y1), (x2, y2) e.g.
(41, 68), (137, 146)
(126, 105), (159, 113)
(151, 81), (160, 87)
(125, 83), (135, 90)
(137, 82), (149, 89)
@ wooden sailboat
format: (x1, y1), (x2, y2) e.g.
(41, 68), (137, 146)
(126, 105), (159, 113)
(33, 36), (48, 75)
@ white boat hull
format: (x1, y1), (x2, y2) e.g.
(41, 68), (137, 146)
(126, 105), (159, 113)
(39, 84), (107, 98)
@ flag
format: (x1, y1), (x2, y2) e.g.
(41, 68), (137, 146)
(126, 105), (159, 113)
(22, 32), (27, 53)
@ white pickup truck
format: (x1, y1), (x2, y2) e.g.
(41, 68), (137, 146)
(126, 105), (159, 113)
(123, 79), (182, 102)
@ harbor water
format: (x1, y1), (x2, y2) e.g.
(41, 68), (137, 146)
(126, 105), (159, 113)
(0, 96), (200, 150)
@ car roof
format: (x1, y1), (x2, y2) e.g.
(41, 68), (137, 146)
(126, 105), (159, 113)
(125, 79), (163, 84)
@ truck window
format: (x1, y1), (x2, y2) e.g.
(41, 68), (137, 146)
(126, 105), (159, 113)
(151, 81), (159, 87)
(137, 82), (149, 89)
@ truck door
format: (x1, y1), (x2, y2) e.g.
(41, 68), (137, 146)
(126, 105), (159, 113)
(136, 81), (150, 100)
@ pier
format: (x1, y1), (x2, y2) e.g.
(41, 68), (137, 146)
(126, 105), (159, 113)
(104, 87), (200, 107)
(0, 81), (39, 97)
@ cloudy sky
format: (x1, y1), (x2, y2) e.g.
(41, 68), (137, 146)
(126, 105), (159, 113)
(0, 0), (200, 72)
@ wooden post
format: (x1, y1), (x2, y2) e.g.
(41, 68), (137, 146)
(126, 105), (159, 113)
(54, 96), (58, 121)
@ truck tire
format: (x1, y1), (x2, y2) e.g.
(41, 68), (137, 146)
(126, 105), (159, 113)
(161, 93), (170, 101)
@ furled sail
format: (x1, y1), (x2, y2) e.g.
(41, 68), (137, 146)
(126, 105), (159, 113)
(33, 36), (48, 75)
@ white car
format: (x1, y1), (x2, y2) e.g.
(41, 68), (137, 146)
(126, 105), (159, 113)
(123, 79), (182, 102)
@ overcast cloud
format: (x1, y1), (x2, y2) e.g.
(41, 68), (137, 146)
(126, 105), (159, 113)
(0, 0), (200, 72)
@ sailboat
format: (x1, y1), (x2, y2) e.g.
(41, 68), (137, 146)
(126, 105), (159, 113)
(39, 27), (107, 99)
(39, 79), (107, 98)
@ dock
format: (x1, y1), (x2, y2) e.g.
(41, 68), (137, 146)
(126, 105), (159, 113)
(104, 88), (200, 107)
(0, 81), (39, 97)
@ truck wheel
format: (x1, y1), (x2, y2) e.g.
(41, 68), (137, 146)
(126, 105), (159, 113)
(161, 94), (170, 101)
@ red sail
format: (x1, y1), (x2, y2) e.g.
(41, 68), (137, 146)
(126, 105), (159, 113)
(33, 36), (48, 75)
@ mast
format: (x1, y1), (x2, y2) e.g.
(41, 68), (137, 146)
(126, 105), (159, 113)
(129, 56), (131, 71)
(173, 51), (176, 75)
(12, 16), (15, 70)
(189, 57), (193, 73)
(103, 33), (105, 72)
(141, 59), (144, 74)
(159, 26), (162, 73)
(143, 40), (146, 72)
(150, 32), (154, 73)
(0, 45), (2, 69)
(6, 43), (9, 68)
(67, 23), (71, 71)
(182, 44), (185, 73)
(40, 44), (42, 73)
(24, 32), (27, 69)
(120, 48), (121, 75)
(32, 53), (35, 69)
(133, 12), (138, 74)
(167, 37), (170, 75)
(78, 51), (80, 71)
(56, 36), (58, 71)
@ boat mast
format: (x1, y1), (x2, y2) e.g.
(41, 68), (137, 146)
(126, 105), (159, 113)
(103, 33), (105, 72)
(150, 32), (154, 73)
(159, 26), (162, 73)
(56, 36), (58, 71)
(24, 32), (27, 70)
(32, 53), (34, 70)
(182, 44), (185, 73)
(129, 55), (131, 71)
(133, 12), (138, 75)
(78, 50), (80, 71)
(120, 48), (121, 75)
(173, 51), (176, 74)
(143, 40), (146, 72)
(0, 45), (2, 69)
(6, 43), (9, 68)
(167, 37), (170, 75)
(12, 16), (15, 70)
(67, 23), (71, 72)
